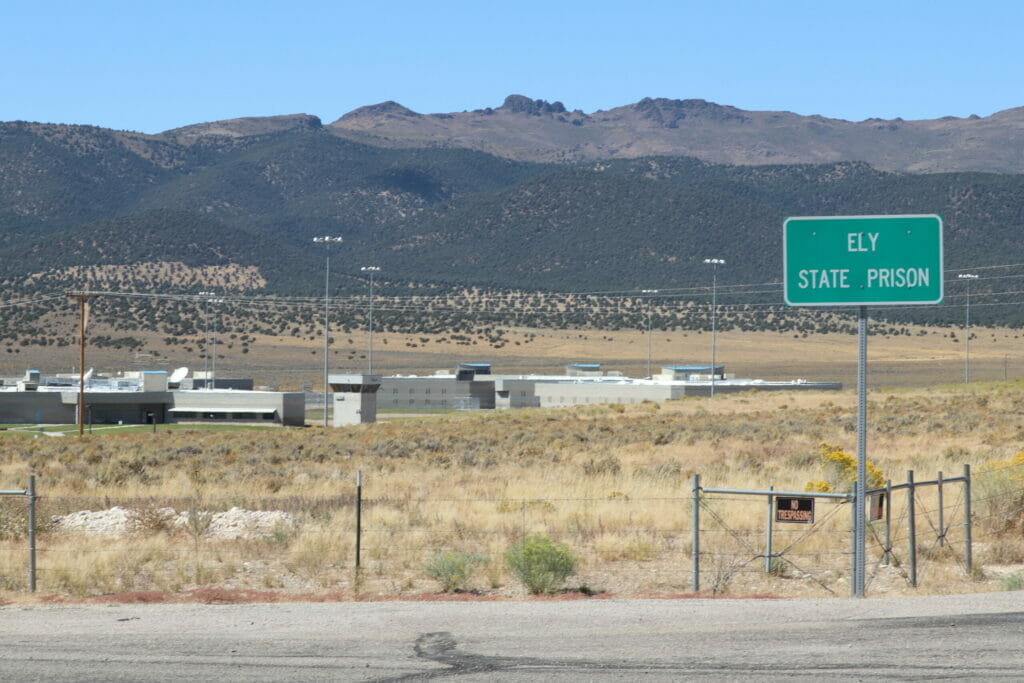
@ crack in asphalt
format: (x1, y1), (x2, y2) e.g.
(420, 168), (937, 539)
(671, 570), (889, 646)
(373, 624), (1024, 681)
(377, 631), (682, 680)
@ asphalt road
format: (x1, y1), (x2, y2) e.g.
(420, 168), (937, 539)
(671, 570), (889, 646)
(2, 592), (1023, 681)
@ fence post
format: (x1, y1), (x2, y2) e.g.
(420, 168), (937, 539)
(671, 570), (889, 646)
(764, 485), (774, 574)
(937, 470), (945, 548)
(355, 470), (362, 570)
(883, 479), (892, 566)
(907, 469), (917, 587)
(28, 475), (36, 593)
(963, 463), (972, 574)
(691, 473), (700, 593)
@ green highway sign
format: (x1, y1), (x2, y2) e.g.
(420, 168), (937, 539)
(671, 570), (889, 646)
(784, 214), (943, 306)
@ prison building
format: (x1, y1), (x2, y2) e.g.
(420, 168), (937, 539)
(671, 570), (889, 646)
(0, 369), (304, 426)
(376, 363), (496, 411)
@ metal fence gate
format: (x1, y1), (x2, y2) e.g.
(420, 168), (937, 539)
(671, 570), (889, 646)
(691, 467), (973, 596)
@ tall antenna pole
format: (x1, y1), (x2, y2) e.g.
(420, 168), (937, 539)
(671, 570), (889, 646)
(212, 304), (218, 388)
(361, 266), (380, 374)
(703, 259), (725, 397)
(198, 291), (215, 385)
(642, 289), (659, 378)
(314, 236), (343, 427)
(67, 292), (96, 437)
(368, 269), (374, 374)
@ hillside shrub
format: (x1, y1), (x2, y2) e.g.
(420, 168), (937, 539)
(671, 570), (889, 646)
(505, 534), (577, 594)
(424, 550), (486, 592)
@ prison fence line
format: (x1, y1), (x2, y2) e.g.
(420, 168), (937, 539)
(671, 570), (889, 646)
(0, 465), (999, 596)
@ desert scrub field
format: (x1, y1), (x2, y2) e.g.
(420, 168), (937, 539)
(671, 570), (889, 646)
(1, 382), (1024, 601)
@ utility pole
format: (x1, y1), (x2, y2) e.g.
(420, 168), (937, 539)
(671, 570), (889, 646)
(67, 292), (97, 436)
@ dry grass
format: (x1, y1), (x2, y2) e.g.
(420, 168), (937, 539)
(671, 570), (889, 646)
(2, 380), (1023, 601)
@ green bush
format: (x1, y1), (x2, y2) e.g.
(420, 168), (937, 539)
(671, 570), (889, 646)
(1000, 573), (1024, 591)
(424, 550), (486, 592)
(505, 534), (577, 594)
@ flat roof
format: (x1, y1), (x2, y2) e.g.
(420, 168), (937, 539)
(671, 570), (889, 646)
(169, 407), (277, 414)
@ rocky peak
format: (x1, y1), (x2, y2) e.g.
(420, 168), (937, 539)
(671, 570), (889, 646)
(498, 95), (568, 116)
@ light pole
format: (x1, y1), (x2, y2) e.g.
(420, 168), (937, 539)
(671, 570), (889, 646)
(314, 236), (344, 427)
(703, 258), (725, 397)
(210, 297), (224, 388)
(361, 266), (380, 374)
(959, 273), (978, 383)
(198, 291), (216, 388)
(641, 289), (659, 378)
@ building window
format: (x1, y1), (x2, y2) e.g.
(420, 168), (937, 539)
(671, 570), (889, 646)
(441, 388), (447, 395)
(392, 388), (398, 394)
(425, 388), (431, 395)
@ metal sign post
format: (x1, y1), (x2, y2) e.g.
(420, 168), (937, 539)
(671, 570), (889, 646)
(855, 305), (867, 597)
(784, 215), (943, 597)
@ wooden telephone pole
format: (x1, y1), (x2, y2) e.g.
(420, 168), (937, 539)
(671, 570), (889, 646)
(66, 293), (96, 436)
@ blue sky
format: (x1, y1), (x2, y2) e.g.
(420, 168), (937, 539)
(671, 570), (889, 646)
(4, 0), (1021, 133)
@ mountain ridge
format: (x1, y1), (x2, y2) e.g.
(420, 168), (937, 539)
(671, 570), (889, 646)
(9, 95), (1024, 173)
(325, 94), (1024, 173)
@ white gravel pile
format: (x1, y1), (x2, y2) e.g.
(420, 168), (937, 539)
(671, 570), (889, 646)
(51, 507), (297, 539)
(198, 507), (296, 540)
(51, 506), (137, 535)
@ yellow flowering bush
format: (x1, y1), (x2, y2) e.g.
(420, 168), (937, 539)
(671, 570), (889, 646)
(804, 442), (885, 493)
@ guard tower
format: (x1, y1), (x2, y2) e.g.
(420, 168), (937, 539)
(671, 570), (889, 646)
(328, 374), (382, 426)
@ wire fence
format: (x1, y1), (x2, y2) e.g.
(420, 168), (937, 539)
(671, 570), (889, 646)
(2, 461), (1022, 597)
